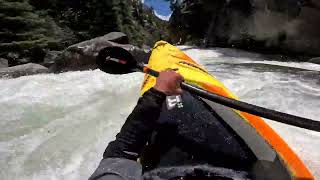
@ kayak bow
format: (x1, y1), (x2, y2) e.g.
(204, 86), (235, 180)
(140, 41), (314, 180)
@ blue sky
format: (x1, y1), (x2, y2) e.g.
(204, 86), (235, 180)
(142, 0), (172, 21)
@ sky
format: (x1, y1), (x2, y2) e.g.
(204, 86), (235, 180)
(142, 0), (172, 21)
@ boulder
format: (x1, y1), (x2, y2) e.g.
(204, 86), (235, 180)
(308, 57), (320, 64)
(130, 46), (151, 64)
(0, 63), (50, 78)
(43, 51), (62, 68)
(0, 58), (8, 68)
(170, 0), (320, 57)
(104, 32), (129, 44)
(51, 33), (150, 72)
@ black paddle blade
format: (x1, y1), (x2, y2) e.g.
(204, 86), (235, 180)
(96, 46), (137, 74)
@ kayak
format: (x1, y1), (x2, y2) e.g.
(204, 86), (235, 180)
(139, 41), (314, 180)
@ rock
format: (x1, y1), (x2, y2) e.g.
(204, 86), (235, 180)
(103, 32), (129, 44)
(7, 52), (19, 60)
(0, 58), (8, 68)
(309, 57), (320, 64)
(6, 52), (32, 66)
(170, 0), (320, 57)
(51, 33), (150, 72)
(0, 63), (50, 78)
(142, 45), (151, 50)
(18, 58), (31, 64)
(130, 46), (151, 64)
(6, 52), (20, 66)
(43, 51), (62, 68)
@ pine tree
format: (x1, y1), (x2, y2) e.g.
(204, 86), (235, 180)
(117, 0), (142, 43)
(85, 0), (119, 37)
(0, 0), (170, 64)
(0, 0), (54, 54)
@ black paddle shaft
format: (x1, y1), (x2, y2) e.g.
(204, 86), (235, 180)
(96, 46), (320, 132)
(181, 83), (320, 132)
(140, 66), (320, 132)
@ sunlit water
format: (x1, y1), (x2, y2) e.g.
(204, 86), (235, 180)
(0, 47), (319, 179)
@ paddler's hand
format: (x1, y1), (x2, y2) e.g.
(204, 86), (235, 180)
(154, 70), (184, 95)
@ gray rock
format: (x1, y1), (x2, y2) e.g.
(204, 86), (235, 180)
(6, 52), (31, 66)
(18, 58), (31, 64)
(130, 46), (151, 64)
(51, 33), (150, 72)
(172, 0), (320, 56)
(0, 58), (8, 68)
(142, 45), (151, 50)
(0, 63), (50, 78)
(7, 52), (19, 60)
(103, 32), (129, 44)
(43, 51), (62, 68)
(309, 57), (320, 64)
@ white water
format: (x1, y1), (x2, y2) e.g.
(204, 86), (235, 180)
(0, 47), (319, 179)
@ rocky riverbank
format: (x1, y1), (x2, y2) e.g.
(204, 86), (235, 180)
(0, 32), (150, 78)
(0, 0), (168, 78)
(168, 0), (320, 60)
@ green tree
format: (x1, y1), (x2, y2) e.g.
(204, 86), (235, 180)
(0, 0), (74, 64)
(85, 0), (118, 36)
(0, 0), (48, 50)
(0, 0), (170, 65)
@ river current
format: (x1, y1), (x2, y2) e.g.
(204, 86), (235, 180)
(0, 47), (319, 179)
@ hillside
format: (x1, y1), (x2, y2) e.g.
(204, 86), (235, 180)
(0, 0), (169, 66)
(168, 0), (320, 57)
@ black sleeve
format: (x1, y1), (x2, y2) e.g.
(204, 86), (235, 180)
(103, 88), (166, 160)
(89, 158), (142, 180)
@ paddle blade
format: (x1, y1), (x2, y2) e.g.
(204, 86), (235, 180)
(96, 46), (137, 74)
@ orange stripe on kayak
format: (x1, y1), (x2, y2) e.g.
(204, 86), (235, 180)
(181, 53), (197, 64)
(172, 52), (198, 64)
(201, 82), (230, 98)
(201, 82), (313, 179)
(239, 112), (314, 180)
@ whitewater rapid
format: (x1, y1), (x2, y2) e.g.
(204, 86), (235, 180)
(0, 47), (319, 179)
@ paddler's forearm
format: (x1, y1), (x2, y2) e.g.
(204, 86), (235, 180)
(103, 88), (166, 160)
(89, 71), (183, 180)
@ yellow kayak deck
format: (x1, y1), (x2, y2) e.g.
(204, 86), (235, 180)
(140, 41), (313, 180)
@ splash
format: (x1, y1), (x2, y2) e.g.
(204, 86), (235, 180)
(183, 47), (320, 179)
(0, 70), (144, 179)
(0, 47), (319, 179)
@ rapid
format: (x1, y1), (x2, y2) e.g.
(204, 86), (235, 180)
(0, 47), (319, 179)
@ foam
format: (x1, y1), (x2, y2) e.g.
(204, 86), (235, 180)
(183, 47), (320, 178)
(0, 70), (143, 179)
(1, 47), (319, 179)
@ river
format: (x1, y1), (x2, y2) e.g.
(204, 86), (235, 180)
(0, 47), (319, 179)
